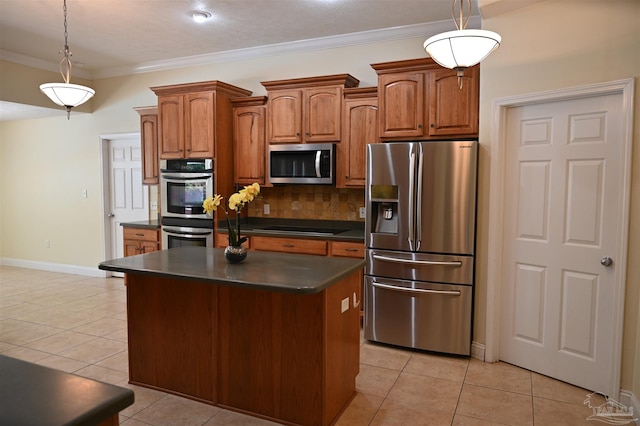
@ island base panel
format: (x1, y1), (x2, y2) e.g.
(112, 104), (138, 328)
(126, 275), (216, 404)
(125, 270), (360, 426)
(218, 271), (360, 425)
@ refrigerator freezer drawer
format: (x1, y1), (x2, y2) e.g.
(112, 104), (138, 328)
(366, 249), (473, 285)
(364, 276), (472, 355)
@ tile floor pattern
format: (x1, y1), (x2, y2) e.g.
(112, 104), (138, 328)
(0, 266), (604, 425)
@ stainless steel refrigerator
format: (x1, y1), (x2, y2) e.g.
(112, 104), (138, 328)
(364, 141), (477, 355)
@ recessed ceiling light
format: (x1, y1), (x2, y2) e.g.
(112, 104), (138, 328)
(192, 10), (212, 23)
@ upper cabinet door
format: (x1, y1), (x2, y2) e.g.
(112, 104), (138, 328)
(427, 66), (479, 137)
(267, 89), (302, 143)
(338, 95), (378, 188)
(184, 92), (215, 158)
(378, 72), (425, 138)
(233, 105), (266, 185)
(139, 112), (159, 184)
(304, 86), (341, 142)
(158, 95), (184, 159)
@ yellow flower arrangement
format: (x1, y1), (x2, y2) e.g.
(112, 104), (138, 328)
(203, 183), (260, 247)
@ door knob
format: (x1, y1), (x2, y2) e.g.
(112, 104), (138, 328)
(600, 256), (613, 267)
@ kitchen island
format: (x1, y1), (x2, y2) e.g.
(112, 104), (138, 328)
(99, 246), (365, 426)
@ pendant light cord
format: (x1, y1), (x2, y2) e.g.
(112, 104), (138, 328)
(59, 0), (73, 85)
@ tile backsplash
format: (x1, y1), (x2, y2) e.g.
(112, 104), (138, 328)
(248, 185), (365, 221)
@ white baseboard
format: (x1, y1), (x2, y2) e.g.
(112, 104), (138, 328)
(0, 257), (107, 278)
(619, 390), (640, 419)
(471, 341), (485, 361)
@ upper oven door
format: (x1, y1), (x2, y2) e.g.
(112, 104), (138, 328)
(161, 172), (213, 219)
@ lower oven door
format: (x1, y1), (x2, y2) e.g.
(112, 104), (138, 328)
(162, 226), (214, 249)
(364, 276), (472, 355)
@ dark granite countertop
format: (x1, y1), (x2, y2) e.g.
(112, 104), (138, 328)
(99, 246), (365, 294)
(0, 355), (134, 426)
(217, 218), (365, 242)
(120, 219), (161, 229)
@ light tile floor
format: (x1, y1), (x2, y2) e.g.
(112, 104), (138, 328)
(0, 266), (602, 425)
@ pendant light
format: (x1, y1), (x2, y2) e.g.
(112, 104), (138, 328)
(424, 0), (501, 88)
(39, 0), (95, 119)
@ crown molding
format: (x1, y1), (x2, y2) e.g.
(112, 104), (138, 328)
(0, 49), (93, 80)
(1, 17), (481, 81)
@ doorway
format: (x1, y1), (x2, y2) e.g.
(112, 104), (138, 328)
(485, 79), (634, 399)
(100, 132), (149, 272)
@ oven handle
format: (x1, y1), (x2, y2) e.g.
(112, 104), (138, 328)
(372, 281), (461, 296)
(162, 227), (213, 236)
(162, 174), (212, 181)
(372, 254), (462, 267)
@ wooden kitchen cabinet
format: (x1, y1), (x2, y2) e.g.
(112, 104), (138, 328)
(151, 81), (252, 160)
(372, 58), (479, 140)
(231, 97), (267, 185)
(134, 106), (159, 185)
(428, 66), (479, 137)
(252, 235), (328, 256)
(123, 227), (160, 256)
(337, 87), (378, 188)
(262, 74), (359, 144)
(329, 241), (365, 323)
(215, 232), (250, 249)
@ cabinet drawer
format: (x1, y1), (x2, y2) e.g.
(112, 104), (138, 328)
(215, 232), (250, 249)
(252, 236), (327, 256)
(123, 227), (159, 242)
(329, 241), (364, 258)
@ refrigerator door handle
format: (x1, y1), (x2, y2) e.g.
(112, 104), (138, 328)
(416, 147), (424, 251)
(408, 149), (416, 250)
(372, 254), (463, 267)
(372, 281), (461, 296)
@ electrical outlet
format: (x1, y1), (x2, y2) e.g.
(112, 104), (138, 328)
(44, 240), (50, 248)
(341, 297), (349, 313)
(82, 189), (87, 198)
(359, 207), (366, 218)
(264, 204), (270, 215)
(151, 201), (158, 210)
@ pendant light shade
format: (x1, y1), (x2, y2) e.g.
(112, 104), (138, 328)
(39, 0), (95, 118)
(424, 0), (501, 88)
(424, 29), (501, 70)
(40, 82), (95, 108)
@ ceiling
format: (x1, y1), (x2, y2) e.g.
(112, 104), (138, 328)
(0, 0), (488, 121)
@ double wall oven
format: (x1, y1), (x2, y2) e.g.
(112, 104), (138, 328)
(160, 159), (214, 249)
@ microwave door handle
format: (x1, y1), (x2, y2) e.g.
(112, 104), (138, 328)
(315, 150), (321, 178)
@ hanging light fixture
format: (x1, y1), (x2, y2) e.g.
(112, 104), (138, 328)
(423, 0), (501, 88)
(40, 0), (95, 119)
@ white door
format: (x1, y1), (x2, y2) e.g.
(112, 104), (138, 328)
(108, 137), (149, 261)
(499, 92), (628, 396)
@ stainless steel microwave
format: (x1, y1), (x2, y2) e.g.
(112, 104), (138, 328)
(268, 143), (335, 184)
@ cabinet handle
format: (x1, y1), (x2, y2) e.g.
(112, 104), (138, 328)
(305, 132), (309, 136)
(345, 248), (359, 252)
(282, 244), (295, 248)
(296, 132), (300, 136)
(430, 123), (435, 128)
(136, 233), (144, 236)
(418, 124), (422, 129)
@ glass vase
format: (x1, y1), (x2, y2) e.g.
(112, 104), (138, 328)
(224, 245), (247, 264)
